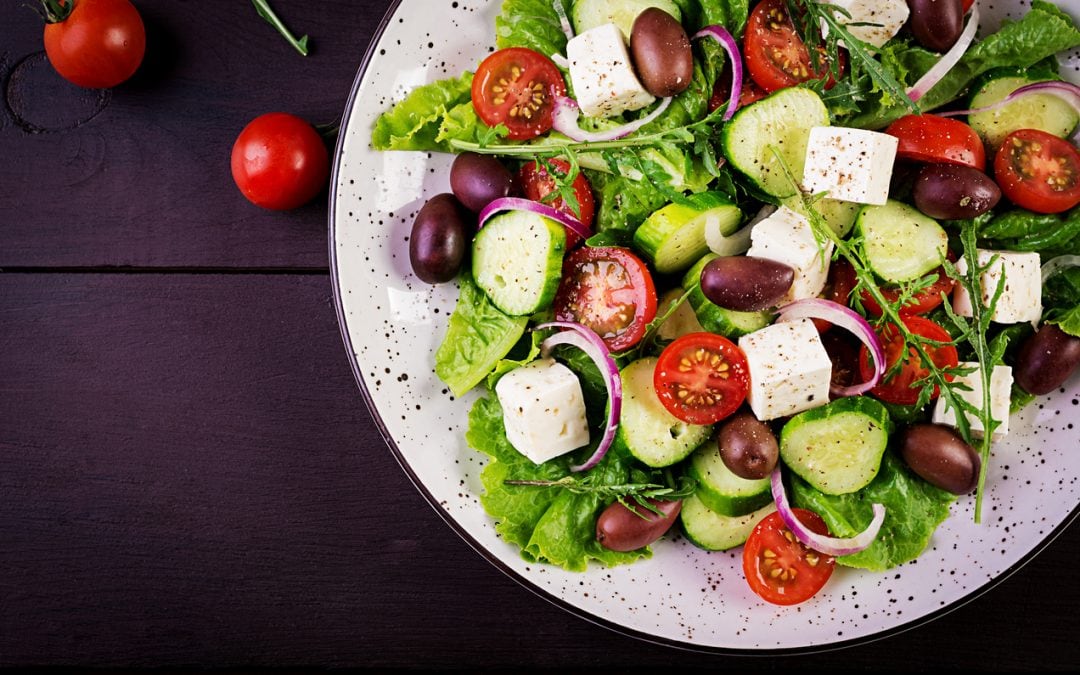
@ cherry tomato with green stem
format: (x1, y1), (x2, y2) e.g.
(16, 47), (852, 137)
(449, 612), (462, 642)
(40, 0), (146, 89)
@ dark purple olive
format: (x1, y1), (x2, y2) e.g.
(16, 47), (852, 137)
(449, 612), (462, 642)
(1014, 323), (1080, 395)
(913, 163), (1001, 220)
(700, 256), (795, 312)
(409, 193), (470, 284)
(718, 412), (779, 480)
(907, 0), (964, 52)
(596, 498), (682, 552)
(449, 152), (516, 213)
(630, 8), (693, 98)
(900, 424), (980, 495)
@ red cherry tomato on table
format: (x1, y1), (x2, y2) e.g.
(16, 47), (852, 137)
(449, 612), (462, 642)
(885, 115), (986, 170)
(472, 47), (566, 141)
(743, 509), (836, 605)
(42, 0), (146, 89)
(231, 113), (330, 211)
(519, 158), (596, 231)
(653, 332), (749, 425)
(553, 246), (657, 352)
(743, 0), (844, 94)
(993, 128), (1080, 214)
(858, 315), (958, 406)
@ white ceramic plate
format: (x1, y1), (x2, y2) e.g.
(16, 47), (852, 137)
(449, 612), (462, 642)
(331, 1), (1080, 652)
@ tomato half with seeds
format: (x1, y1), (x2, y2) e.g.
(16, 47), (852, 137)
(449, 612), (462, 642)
(653, 332), (749, 425)
(831, 257), (956, 317)
(519, 158), (596, 230)
(471, 47), (566, 141)
(885, 115), (986, 170)
(743, 509), (836, 606)
(553, 247), (657, 352)
(859, 315), (958, 406)
(994, 128), (1080, 214)
(744, 0), (844, 93)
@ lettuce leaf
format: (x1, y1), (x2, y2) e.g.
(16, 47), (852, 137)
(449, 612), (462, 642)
(371, 72), (474, 151)
(466, 394), (648, 571)
(496, 0), (571, 55)
(790, 451), (955, 571)
(434, 272), (528, 397)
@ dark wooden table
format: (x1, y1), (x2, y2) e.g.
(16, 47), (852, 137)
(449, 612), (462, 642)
(2, 1), (1077, 669)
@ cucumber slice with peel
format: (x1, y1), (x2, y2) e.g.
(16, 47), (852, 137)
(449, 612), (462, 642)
(633, 192), (742, 274)
(681, 495), (776, 552)
(655, 287), (705, 343)
(569, 0), (681, 38)
(688, 441), (772, 517)
(681, 253), (772, 338)
(472, 210), (567, 316)
(782, 195), (861, 238)
(968, 75), (1080, 148)
(856, 200), (948, 283)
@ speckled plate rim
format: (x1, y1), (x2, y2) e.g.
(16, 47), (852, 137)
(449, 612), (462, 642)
(328, 0), (1080, 655)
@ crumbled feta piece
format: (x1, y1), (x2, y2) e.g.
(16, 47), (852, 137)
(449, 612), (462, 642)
(803, 126), (898, 205)
(746, 206), (833, 305)
(566, 23), (655, 118)
(932, 363), (1014, 440)
(495, 358), (590, 464)
(739, 319), (832, 421)
(821, 0), (909, 48)
(952, 249), (1043, 325)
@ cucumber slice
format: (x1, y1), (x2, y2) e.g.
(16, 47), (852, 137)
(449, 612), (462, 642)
(681, 494), (776, 552)
(655, 287), (706, 343)
(780, 396), (894, 495)
(616, 357), (712, 467)
(569, 0), (681, 38)
(721, 88), (830, 198)
(968, 75), (1080, 148)
(688, 442), (772, 517)
(633, 192), (742, 274)
(681, 254), (772, 338)
(472, 210), (567, 316)
(856, 200), (948, 283)
(782, 195), (861, 238)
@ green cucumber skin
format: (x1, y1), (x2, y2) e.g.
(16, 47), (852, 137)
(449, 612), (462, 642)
(681, 494), (776, 552)
(689, 463), (773, 517)
(471, 212), (567, 316)
(682, 254), (772, 337)
(967, 74), (1079, 148)
(616, 358), (713, 468)
(856, 200), (948, 283)
(570, 0), (681, 36)
(634, 193), (742, 275)
(688, 439), (772, 517)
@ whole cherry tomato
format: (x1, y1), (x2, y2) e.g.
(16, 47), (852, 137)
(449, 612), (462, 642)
(231, 113), (330, 211)
(42, 0), (146, 89)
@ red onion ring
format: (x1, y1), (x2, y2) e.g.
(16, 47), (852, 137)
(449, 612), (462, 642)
(770, 467), (886, 557)
(693, 25), (743, 121)
(551, 95), (672, 142)
(537, 321), (622, 472)
(478, 196), (591, 247)
(938, 81), (1080, 142)
(907, 2), (980, 103)
(776, 298), (885, 397)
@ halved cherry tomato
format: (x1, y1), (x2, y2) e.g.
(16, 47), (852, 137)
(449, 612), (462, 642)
(831, 257), (956, 317)
(519, 159), (596, 230)
(993, 128), (1080, 214)
(858, 315), (958, 405)
(708, 61), (768, 114)
(744, 0), (844, 93)
(810, 258), (860, 333)
(743, 509), (836, 606)
(471, 47), (566, 141)
(885, 115), (986, 170)
(653, 332), (749, 425)
(553, 247), (657, 352)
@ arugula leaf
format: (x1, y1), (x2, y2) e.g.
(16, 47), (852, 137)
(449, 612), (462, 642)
(371, 72), (475, 152)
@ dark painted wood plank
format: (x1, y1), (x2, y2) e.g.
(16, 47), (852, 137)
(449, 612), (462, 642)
(0, 1), (387, 269)
(0, 273), (1076, 668)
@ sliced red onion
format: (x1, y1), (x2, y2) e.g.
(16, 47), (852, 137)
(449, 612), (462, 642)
(939, 81), (1080, 142)
(537, 321), (622, 472)
(478, 196), (590, 246)
(706, 204), (771, 256)
(693, 25), (743, 121)
(552, 0), (574, 43)
(770, 467), (886, 557)
(551, 95), (672, 142)
(776, 298), (885, 397)
(907, 2), (980, 103)
(1042, 254), (1080, 284)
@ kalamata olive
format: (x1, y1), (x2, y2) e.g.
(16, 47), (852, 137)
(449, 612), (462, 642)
(912, 163), (1001, 220)
(718, 412), (779, 480)
(907, 0), (964, 53)
(630, 8), (693, 98)
(596, 498), (682, 552)
(449, 152), (516, 213)
(700, 256), (795, 312)
(1014, 323), (1080, 395)
(409, 193), (469, 284)
(899, 423), (980, 495)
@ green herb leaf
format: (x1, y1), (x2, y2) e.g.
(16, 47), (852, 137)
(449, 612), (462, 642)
(251, 0), (310, 56)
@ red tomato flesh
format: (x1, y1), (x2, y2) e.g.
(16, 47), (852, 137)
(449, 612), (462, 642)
(743, 509), (836, 606)
(993, 128), (1080, 214)
(472, 48), (566, 141)
(653, 332), (749, 425)
(859, 315), (958, 406)
(885, 115), (986, 170)
(744, 0), (844, 93)
(519, 159), (596, 230)
(830, 258), (955, 317)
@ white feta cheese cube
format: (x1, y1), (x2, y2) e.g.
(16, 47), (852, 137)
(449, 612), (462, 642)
(821, 0), (909, 48)
(567, 23), (655, 118)
(746, 206), (833, 305)
(803, 126), (898, 205)
(932, 363), (1014, 440)
(495, 358), (590, 464)
(952, 249), (1043, 325)
(739, 319), (832, 421)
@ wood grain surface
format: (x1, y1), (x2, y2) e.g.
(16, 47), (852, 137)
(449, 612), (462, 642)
(1, 0), (1077, 670)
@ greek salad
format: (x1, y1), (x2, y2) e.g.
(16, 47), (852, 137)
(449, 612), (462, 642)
(372, 0), (1080, 605)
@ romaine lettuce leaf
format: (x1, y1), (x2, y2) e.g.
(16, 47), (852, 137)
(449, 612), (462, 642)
(790, 451), (955, 571)
(371, 72), (474, 151)
(496, 0), (571, 56)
